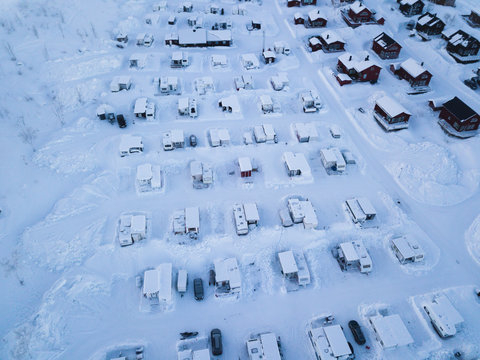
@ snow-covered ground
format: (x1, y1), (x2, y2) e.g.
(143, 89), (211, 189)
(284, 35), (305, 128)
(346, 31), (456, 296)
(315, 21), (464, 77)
(1, 0), (480, 359)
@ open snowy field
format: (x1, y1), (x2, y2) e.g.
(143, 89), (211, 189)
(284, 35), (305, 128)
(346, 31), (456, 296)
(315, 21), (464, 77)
(1, 0), (480, 359)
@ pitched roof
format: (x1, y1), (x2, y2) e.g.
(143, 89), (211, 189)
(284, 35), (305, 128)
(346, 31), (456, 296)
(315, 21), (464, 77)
(374, 32), (398, 49)
(442, 97), (477, 120)
(400, 58), (428, 78)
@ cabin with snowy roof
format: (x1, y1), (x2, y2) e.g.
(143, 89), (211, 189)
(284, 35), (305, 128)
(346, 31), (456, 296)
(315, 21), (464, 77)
(390, 58), (432, 87)
(445, 30), (480, 63)
(372, 32), (401, 59)
(398, 0), (424, 16)
(306, 9), (327, 27)
(337, 53), (382, 83)
(416, 12), (445, 36)
(374, 96), (411, 130)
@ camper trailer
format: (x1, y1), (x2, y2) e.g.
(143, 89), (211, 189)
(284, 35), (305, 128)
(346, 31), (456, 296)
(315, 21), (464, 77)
(345, 197), (376, 223)
(335, 240), (372, 273)
(134, 97), (154, 119)
(246, 333), (282, 360)
(287, 198), (317, 229)
(190, 161), (213, 188)
(136, 163), (162, 192)
(119, 135), (143, 157)
(234, 74), (254, 90)
(320, 148), (346, 172)
(233, 203), (259, 235)
(177, 269), (188, 295)
(301, 91), (323, 112)
(110, 76), (132, 92)
(171, 51), (189, 68)
(214, 257), (241, 296)
(308, 317), (354, 360)
(278, 250), (311, 287)
(185, 207), (200, 235)
(118, 214), (147, 246)
(162, 129), (184, 151)
(391, 237), (424, 264)
(142, 263), (172, 302)
(424, 295), (464, 338)
(209, 128), (230, 147)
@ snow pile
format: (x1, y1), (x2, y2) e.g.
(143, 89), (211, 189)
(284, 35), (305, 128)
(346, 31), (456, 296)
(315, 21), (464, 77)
(385, 142), (477, 206)
(466, 214), (480, 266)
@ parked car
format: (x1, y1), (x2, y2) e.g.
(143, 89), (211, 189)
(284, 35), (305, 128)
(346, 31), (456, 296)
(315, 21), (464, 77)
(464, 79), (478, 90)
(193, 278), (204, 300)
(116, 114), (126, 128)
(210, 328), (223, 356)
(209, 269), (216, 286)
(189, 134), (197, 147)
(348, 320), (366, 345)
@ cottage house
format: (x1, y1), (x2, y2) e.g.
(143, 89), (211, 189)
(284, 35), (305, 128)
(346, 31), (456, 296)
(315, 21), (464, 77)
(306, 9), (327, 27)
(374, 96), (411, 130)
(294, 12), (304, 24)
(214, 257), (241, 296)
(436, 96), (480, 134)
(319, 30), (345, 52)
(308, 36), (322, 52)
(390, 58), (432, 87)
(342, 1), (377, 27)
(391, 237), (424, 264)
(246, 333), (282, 360)
(369, 314), (414, 349)
(283, 152), (311, 177)
(445, 30), (480, 63)
(398, 0), (424, 16)
(372, 32), (402, 59)
(416, 12), (445, 36)
(337, 53), (382, 83)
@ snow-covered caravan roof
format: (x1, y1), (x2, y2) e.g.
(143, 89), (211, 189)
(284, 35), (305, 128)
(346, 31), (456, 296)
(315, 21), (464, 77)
(376, 96), (411, 117)
(391, 237), (421, 259)
(214, 257), (241, 289)
(324, 325), (351, 358)
(369, 314), (414, 348)
(157, 262), (172, 302)
(218, 128), (230, 142)
(426, 295), (464, 336)
(340, 242), (360, 262)
(400, 58), (428, 78)
(137, 163), (152, 181)
(134, 97), (148, 114)
(185, 207), (199, 229)
(143, 269), (160, 297)
(239, 157), (253, 172)
(178, 97), (189, 110)
(321, 148), (337, 164)
(131, 215), (146, 234)
(243, 203), (259, 223)
(190, 161), (203, 178)
(262, 124), (275, 140)
(357, 197), (376, 216)
(302, 201), (317, 228)
(278, 250), (298, 275)
(320, 30), (344, 45)
(259, 333), (281, 360)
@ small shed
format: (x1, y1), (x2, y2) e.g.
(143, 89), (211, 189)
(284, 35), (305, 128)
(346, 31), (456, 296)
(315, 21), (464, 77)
(243, 203), (259, 225)
(239, 157), (253, 177)
(262, 50), (276, 64)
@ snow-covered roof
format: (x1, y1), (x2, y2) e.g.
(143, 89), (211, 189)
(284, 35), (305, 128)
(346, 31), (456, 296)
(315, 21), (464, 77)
(190, 161), (202, 177)
(143, 269), (159, 296)
(320, 30), (344, 45)
(350, 1), (368, 15)
(131, 215), (146, 234)
(219, 95), (240, 111)
(120, 135), (143, 152)
(369, 314), (414, 348)
(400, 58), (428, 78)
(400, 0), (421, 5)
(243, 203), (259, 222)
(278, 250), (298, 274)
(178, 28), (206, 44)
(171, 129), (184, 143)
(376, 96), (411, 117)
(211, 54), (227, 64)
(214, 257), (241, 289)
(207, 30), (232, 42)
(357, 197), (376, 216)
(283, 152), (311, 175)
(260, 94), (273, 106)
(185, 207), (199, 229)
(392, 237), (423, 259)
(238, 157), (253, 172)
(192, 349), (210, 360)
(134, 97), (148, 113)
(136, 163), (152, 181)
(324, 325), (351, 357)
(259, 333), (281, 360)
(263, 50), (276, 59)
(417, 12), (435, 26)
(426, 295), (464, 336)
(308, 9), (325, 21)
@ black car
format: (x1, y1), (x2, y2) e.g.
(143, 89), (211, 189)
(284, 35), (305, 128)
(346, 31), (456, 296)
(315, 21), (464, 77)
(348, 320), (366, 345)
(116, 114), (126, 128)
(189, 134), (197, 147)
(193, 278), (204, 301)
(210, 328), (223, 356)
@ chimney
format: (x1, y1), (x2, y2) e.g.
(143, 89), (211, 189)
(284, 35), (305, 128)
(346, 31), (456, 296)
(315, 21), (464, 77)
(421, 61), (424, 66)
(365, 55), (369, 61)
(349, 55), (352, 61)
(327, 34), (329, 39)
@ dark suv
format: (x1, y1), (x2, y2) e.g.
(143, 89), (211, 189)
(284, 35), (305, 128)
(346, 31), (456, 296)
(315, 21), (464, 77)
(116, 114), (126, 128)
(211, 328), (223, 356)
(348, 320), (366, 345)
(193, 278), (204, 301)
